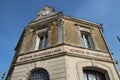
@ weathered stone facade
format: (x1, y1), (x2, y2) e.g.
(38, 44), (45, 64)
(6, 5), (120, 80)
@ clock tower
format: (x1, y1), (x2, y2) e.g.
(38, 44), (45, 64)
(6, 5), (120, 80)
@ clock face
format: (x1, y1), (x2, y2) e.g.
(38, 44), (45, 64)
(42, 10), (50, 16)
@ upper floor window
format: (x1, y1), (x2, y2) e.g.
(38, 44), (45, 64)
(81, 31), (92, 48)
(77, 25), (95, 49)
(39, 34), (48, 49)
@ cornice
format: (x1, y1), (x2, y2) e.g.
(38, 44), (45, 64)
(27, 12), (64, 28)
(63, 16), (103, 29)
(14, 52), (67, 66)
(15, 44), (114, 66)
(14, 52), (115, 66)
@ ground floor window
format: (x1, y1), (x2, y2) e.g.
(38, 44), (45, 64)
(83, 70), (106, 80)
(28, 68), (50, 80)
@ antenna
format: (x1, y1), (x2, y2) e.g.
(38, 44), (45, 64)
(117, 36), (120, 42)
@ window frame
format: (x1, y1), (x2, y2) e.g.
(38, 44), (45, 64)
(27, 68), (50, 80)
(38, 34), (48, 49)
(35, 27), (49, 50)
(81, 31), (92, 48)
(77, 25), (95, 49)
(83, 69), (106, 80)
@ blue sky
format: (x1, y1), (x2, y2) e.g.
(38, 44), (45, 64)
(0, 0), (120, 78)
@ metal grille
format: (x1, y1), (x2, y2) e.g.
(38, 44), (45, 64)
(28, 69), (50, 80)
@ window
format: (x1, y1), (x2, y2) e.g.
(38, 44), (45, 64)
(81, 31), (92, 48)
(77, 25), (95, 49)
(39, 34), (48, 49)
(83, 70), (106, 80)
(28, 68), (50, 80)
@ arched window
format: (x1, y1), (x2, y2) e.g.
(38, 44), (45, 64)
(28, 68), (50, 80)
(83, 70), (106, 80)
(83, 67), (110, 80)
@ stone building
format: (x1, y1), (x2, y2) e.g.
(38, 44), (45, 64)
(6, 5), (120, 80)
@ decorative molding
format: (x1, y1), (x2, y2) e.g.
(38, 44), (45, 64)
(15, 45), (112, 66)
(64, 16), (100, 28)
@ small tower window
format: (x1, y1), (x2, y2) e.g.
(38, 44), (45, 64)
(77, 25), (95, 49)
(39, 34), (48, 49)
(81, 31), (92, 48)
